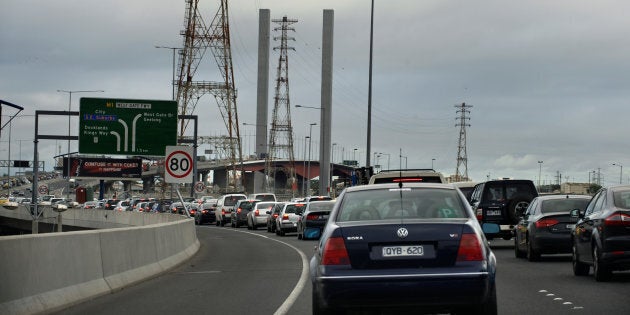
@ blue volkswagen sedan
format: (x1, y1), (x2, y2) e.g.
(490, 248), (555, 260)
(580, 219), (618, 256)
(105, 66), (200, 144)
(310, 183), (497, 314)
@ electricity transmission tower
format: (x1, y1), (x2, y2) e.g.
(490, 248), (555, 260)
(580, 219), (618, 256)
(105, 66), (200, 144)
(176, 0), (243, 191)
(265, 16), (298, 196)
(455, 102), (472, 182)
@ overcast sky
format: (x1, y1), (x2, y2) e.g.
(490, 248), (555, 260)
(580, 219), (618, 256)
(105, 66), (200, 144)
(2, 0), (629, 186)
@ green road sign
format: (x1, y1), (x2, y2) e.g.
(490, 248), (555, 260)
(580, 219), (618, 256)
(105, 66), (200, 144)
(79, 97), (177, 156)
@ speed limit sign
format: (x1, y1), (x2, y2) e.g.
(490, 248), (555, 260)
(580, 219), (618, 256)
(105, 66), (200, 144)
(164, 146), (194, 184)
(194, 181), (205, 193)
(38, 184), (48, 195)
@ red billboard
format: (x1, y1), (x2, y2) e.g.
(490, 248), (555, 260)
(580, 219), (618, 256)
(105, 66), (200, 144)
(63, 157), (143, 179)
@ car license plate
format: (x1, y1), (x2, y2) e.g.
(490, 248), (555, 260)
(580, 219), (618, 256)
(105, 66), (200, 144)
(566, 224), (575, 229)
(486, 210), (501, 216)
(382, 245), (424, 257)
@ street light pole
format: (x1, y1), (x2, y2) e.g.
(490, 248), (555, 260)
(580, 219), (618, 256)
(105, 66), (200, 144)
(57, 90), (104, 200)
(613, 163), (623, 184)
(538, 161), (543, 189)
(307, 123), (316, 196)
(155, 46), (180, 100)
(431, 158), (436, 170)
(303, 136), (309, 196)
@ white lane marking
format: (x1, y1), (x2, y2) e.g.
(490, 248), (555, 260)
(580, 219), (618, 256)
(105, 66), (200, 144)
(538, 289), (583, 311)
(233, 230), (309, 315)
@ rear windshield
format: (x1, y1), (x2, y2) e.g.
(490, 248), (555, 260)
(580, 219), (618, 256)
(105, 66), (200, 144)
(541, 199), (590, 214)
(613, 190), (630, 209)
(307, 201), (335, 212)
(224, 195), (245, 206)
(284, 204), (306, 214)
(256, 194), (276, 202)
(337, 188), (468, 222)
(239, 201), (257, 210)
(372, 176), (442, 184)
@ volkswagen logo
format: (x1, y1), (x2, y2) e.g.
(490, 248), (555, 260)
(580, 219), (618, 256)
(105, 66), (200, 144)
(396, 227), (408, 239)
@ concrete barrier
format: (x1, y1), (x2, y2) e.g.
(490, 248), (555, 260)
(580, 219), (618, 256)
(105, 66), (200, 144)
(0, 210), (199, 315)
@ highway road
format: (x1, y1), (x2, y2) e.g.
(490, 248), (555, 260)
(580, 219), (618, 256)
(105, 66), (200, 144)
(54, 224), (630, 315)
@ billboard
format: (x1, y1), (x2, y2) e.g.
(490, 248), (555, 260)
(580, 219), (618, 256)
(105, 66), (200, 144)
(63, 157), (143, 180)
(79, 97), (177, 156)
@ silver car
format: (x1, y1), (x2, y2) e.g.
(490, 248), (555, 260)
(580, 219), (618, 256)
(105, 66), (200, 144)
(274, 202), (307, 236)
(247, 201), (277, 230)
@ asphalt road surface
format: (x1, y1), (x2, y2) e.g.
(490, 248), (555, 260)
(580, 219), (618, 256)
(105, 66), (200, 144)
(54, 224), (630, 315)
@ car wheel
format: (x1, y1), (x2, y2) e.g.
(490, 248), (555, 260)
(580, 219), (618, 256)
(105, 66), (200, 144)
(527, 238), (541, 262)
(514, 236), (526, 258)
(297, 231), (303, 240)
(234, 219), (240, 228)
(220, 219), (225, 227)
(194, 217), (199, 225)
(593, 246), (612, 282)
(572, 242), (589, 276)
(508, 197), (530, 224)
(252, 222), (257, 230)
(216, 219), (220, 226)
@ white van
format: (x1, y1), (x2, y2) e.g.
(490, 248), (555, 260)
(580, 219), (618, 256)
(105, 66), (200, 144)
(215, 193), (247, 226)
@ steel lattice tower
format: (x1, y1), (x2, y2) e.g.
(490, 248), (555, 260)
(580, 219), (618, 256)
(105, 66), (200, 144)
(176, 0), (243, 191)
(455, 102), (472, 182)
(265, 16), (298, 195)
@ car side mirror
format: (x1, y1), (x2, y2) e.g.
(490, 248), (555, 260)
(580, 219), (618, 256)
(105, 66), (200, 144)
(266, 210), (271, 214)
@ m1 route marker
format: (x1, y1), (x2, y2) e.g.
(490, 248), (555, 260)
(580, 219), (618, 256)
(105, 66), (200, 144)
(164, 146), (193, 184)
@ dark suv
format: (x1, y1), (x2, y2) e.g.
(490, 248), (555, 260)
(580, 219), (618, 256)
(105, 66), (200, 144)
(230, 199), (259, 228)
(469, 179), (538, 240)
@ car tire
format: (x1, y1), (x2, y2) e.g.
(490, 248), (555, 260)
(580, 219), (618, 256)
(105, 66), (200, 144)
(508, 197), (530, 224)
(527, 238), (541, 262)
(297, 231), (303, 240)
(514, 236), (526, 258)
(216, 219), (220, 226)
(593, 246), (612, 282)
(194, 217), (199, 225)
(220, 219), (225, 227)
(234, 219), (240, 228)
(252, 222), (257, 230)
(572, 243), (589, 276)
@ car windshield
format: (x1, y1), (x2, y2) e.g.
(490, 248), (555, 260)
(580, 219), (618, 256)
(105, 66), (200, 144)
(285, 204), (306, 214)
(225, 196), (245, 206)
(239, 201), (256, 210)
(257, 195), (276, 202)
(613, 190), (630, 209)
(308, 201), (335, 212)
(337, 188), (467, 222)
(540, 198), (590, 214)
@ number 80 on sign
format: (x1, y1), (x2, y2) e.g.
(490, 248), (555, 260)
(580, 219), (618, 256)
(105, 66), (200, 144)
(164, 146), (194, 184)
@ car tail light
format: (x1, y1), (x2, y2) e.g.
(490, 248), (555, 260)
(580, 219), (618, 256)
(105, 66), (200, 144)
(202, 209), (208, 214)
(604, 212), (630, 226)
(237, 207), (242, 214)
(273, 213), (279, 218)
(476, 208), (483, 221)
(254, 210), (260, 216)
(307, 214), (319, 221)
(321, 237), (350, 265)
(222, 209), (226, 215)
(535, 218), (559, 228)
(282, 214), (289, 220)
(456, 233), (484, 261)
